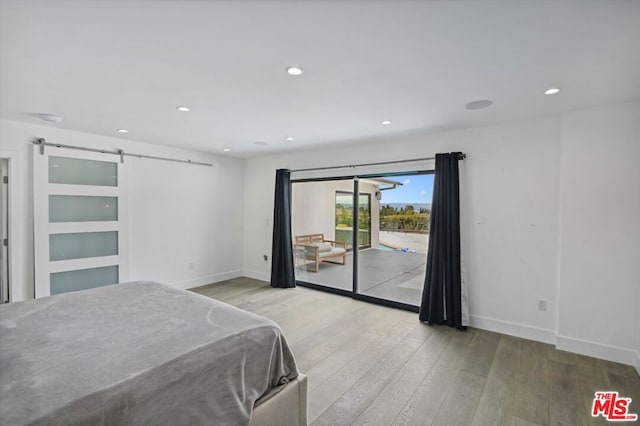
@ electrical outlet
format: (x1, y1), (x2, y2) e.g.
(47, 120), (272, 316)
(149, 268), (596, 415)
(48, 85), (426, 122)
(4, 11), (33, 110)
(537, 299), (547, 311)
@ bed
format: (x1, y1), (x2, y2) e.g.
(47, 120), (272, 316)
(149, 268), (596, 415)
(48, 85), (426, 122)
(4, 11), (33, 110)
(0, 281), (307, 426)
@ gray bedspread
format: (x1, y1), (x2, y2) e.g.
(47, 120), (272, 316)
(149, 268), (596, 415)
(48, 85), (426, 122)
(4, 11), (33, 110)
(0, 281), (299, 425)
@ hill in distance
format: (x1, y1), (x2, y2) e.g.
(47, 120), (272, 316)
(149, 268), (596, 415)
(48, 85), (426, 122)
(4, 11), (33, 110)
(382, 202), (431, 210)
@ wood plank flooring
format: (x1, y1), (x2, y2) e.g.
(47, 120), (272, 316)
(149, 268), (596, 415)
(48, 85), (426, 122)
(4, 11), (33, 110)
(191, 277), (640, 426)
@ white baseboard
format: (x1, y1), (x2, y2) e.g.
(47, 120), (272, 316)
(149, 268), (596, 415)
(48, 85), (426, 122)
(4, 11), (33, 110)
(555, 334), (636, 366)
(242, 268), (270, 283)
(469, 314), (556, 345)
(170, 269), (243, 291)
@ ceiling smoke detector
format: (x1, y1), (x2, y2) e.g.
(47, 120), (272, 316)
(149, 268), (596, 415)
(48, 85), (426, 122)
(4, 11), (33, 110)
(39, 113), (63, 124)
(465, 100), (493, 110)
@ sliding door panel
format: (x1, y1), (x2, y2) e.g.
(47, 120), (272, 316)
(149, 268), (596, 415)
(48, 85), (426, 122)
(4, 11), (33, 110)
(34, 147), (128, 298)
(356, 173), (433, 306)
(292, 179), (353, 292)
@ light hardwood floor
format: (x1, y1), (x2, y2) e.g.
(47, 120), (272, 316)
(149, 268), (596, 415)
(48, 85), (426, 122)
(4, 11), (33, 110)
(191, 277), (640, 426)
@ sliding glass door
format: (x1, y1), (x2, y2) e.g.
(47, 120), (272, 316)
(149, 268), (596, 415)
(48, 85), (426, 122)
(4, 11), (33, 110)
(356, 173), (433, 307)
(291, 179), (354, 293)
(292, 172), (434, 311)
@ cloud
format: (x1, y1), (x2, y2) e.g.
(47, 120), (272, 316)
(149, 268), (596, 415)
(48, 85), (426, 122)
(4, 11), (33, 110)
(420, 190), (426, 196)
(403, 179), (411, 185)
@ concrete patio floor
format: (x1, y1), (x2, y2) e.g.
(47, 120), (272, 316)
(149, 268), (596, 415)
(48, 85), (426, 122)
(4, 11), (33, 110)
(378, 231), (428, 254)
(295, 247), (427, 306)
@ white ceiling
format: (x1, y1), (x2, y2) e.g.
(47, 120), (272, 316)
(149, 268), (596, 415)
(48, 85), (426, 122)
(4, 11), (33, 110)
(1, 0), (639, 158)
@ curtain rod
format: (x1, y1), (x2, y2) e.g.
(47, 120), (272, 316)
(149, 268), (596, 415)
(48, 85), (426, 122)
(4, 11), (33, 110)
(32, 138), (213, 167)
(289, 153), (465, 173)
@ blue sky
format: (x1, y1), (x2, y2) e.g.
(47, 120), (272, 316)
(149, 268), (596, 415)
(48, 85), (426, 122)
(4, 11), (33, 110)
(380, 174), (434, 204)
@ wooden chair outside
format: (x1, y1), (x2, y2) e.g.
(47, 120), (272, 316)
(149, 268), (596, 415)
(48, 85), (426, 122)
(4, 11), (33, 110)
(294, 234), (347, 272)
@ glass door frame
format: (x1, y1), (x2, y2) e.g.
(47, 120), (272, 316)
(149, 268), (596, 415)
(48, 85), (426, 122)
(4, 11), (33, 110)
(292, 171), (433, 313)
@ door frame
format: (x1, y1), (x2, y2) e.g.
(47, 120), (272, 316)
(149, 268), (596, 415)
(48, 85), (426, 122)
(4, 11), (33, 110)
(0, 150), (22, 302)
(0, 158), (9, 303)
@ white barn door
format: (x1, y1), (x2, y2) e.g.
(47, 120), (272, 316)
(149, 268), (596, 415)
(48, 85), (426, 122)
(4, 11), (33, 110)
(33, 146), (128, 298)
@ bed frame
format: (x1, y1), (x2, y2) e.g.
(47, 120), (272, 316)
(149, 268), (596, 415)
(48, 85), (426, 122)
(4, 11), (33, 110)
(251, 374), (308, 426)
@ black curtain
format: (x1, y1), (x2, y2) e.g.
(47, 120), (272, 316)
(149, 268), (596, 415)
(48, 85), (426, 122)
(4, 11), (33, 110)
(419, 153), (465, 328)
(270, 169), (296, 288)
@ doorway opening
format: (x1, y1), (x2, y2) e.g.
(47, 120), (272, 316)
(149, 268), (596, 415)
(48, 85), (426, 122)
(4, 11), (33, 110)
(291, 171), (434, 311)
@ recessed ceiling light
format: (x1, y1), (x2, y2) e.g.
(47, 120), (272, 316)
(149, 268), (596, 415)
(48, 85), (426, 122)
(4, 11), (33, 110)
(285, 137), (294, 141)
(176, 106), (190, 112)
(116, 128), (128, 133)
(544, 87), (560, 95)
(286, 66), (303, 76)
(381, 120), (392, 125)
(223, 148), (231, 152)
(254, 141), (268, 146)
(465, 100), (493, 110)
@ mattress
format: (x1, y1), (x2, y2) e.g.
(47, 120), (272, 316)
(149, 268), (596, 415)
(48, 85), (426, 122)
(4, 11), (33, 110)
(0, 281), (299, 425)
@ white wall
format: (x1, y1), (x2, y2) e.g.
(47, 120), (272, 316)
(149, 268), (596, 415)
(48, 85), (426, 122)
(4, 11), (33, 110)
(0, 119), (245, 301)
(244, 115), (562, 343)
(556, 102), (640, 366)
(292, 181), (346, 241)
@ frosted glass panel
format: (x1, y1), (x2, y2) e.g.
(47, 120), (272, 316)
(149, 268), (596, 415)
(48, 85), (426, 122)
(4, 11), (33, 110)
(49, 156), (117, 186)
(49, 195), (118, 222)
(50, 265), (118, 295)
(50, 231), (118, 261)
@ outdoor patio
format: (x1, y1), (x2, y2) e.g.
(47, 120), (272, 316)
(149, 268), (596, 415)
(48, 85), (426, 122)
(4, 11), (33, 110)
(295, 243), (428, 306)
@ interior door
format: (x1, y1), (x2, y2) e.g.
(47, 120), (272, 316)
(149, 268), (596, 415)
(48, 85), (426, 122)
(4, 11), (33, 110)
(33, 147), (129, 298)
